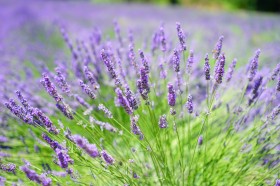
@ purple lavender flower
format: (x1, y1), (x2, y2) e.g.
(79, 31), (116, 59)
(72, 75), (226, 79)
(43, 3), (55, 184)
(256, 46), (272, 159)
(56, 101), (74, 120)
(130, 115), (143, 139)
(101, 150), (114, 165)
(79, 80), (96, 99)
(176, 22), (186, 51)
(139, 50), (149, 73)
(42, 133), (62, 150)
(269, 104), (280, 120)
(60, 27), (78, 60)
(185, 95), (193, 114)
(187, 50), (194, 74)
(116, 88), (133, 115)
(159, 115), (168, 128)
(100, 49), (122, 87)
(248, 76), (263, 106)
(213, 36), (224, 60)
(133, 172), (140, 179)
(172, 49), (180, 72)
(0, 176), (6, 184)
(226, 58), (237, 82)
(84, 66), (99, 90)
(137, 67), (150, 100)
(15, 90), (30, 111)
(32, 108), (59, 134)
(55, 148), (72, 169)
(248, 49), (261, 81)
(41, 73), (63, 102)
(0, 163), (16, 173)
(75, 95), (90, 108)
(128, 44), (137, 68)
(168, 83), (176, 107)
(271, 63), (280, 80)
(20, 161), (52, 186)
(214, 53), (226, 84)
(204, 54), (211, 80)
(124, 86), (138, 110)
(0, 136), (8, 143)
(198, 135), (203, 145)
(151, 31), (160, 55)
(72, 135), (100, 158)
(5, 99), (33, 124)
(275, 179), (280, 186)
(55, 67), (71, 95)
(98, 104), (113, 118)
(159, 26), (167, 52)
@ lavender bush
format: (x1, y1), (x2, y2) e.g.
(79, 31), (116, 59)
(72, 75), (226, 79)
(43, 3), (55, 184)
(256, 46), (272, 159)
(0, 4), (280, 185)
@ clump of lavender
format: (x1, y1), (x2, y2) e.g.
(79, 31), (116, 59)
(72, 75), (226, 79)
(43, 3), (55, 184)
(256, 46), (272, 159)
(2, 21), (280, 186)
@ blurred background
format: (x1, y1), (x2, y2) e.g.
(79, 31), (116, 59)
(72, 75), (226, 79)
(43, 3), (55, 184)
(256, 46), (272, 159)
(91, 0), (280, 12)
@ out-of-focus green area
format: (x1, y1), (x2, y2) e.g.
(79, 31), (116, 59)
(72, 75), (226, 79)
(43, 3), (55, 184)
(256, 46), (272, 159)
(91, 0), (280, 12)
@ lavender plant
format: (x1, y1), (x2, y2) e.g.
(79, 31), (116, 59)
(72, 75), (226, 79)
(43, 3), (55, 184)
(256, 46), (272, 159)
(1, 20), (279, 186)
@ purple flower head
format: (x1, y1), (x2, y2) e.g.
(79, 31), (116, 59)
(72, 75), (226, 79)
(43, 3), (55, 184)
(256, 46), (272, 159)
(0, 163), (16, 173)
(115, 88), (133, 115)
(56, 101), (74, 120)
(172, 49), (180, 72)
(275, 179), (280, 186)
(55, 67), (71, 95)
(0, 136), (8, 143)
(75, 95), (90, 108)
(214, 53), (226, 84)
(101, 150), (114, 165)
(20, 164), (42, 185)
(159, 115), (168, 128)
(176, 22), (186, 51)
(124, 86), (138, 110)
(185, 95), (193, 114)
(98, 104), (113, 118)
(42, 133), (62, 150)
(198, 135), (203, 145)
(55, 148), (73, 169)
(128, 44), (136, 67)
(79, 80), (96, 99)
(137, 67), (150, 100)
(204, 54), (211, 80)
(72, 135), (100, 158)
(248, 49), (261, 81)
(248, 75), (263, 106)
(268, 104), (280, 120)
(41, 73), (63, 102)
(167, 83), (176, 107)
(113, 20), (123, 47)
(5, 99), (33, 124)
(84, 66), (99, 90)
(187, 50), (194, 74)
(100, 49), (122, 87)
(271, 63), (280, 81)
(159, 26), (167, 52)
(226, 58), (237, 82)
(139, 50), (150, 73)
(41, 174), (52, 186)
(130, 115), (143, 139)
(16, 90), (30, 111)
(60, 27), (78, 60)
(32, 108), (59, 134)
(213, 35), (224, 60)
(151, 31), (160, 55)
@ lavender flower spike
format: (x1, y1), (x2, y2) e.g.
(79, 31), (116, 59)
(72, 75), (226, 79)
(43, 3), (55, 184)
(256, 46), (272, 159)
(41, 73), (63, 102)
(213, 35), (224, 60)
(84, 66), (99, 90)
(275, 179), (280, 186)
(198, 135), (203, 145)
(79, 80), (96, 99)
(116, 88), (133, 115)
(101, 150), (114, 165)
(98, 104), (113, 118)
(176, 22), (186, 51)
(55, 67), (71, 95)
(0, 163), (16, 173)
(137, 67), (150, 100)
(276, 75), (280, 91)
(72, 134), (99, 158)
(187, 50), (194, 74)
(159, 26), (167, 52)
(204, 54), (211, 80)
(130, 115), (143, 139)
(139, 49), (149, 73)
(159, 115), (168, 128)
(226, 58), (237, 82)
(168, 83), (176, 107)
(172, 49), (180, 72)
(248, 49), (261, 81)
(185, 95), (193, 114)
(125, 86), (138, 110)
(214, 53), (226, 84)
(271, 63), (280, 81)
